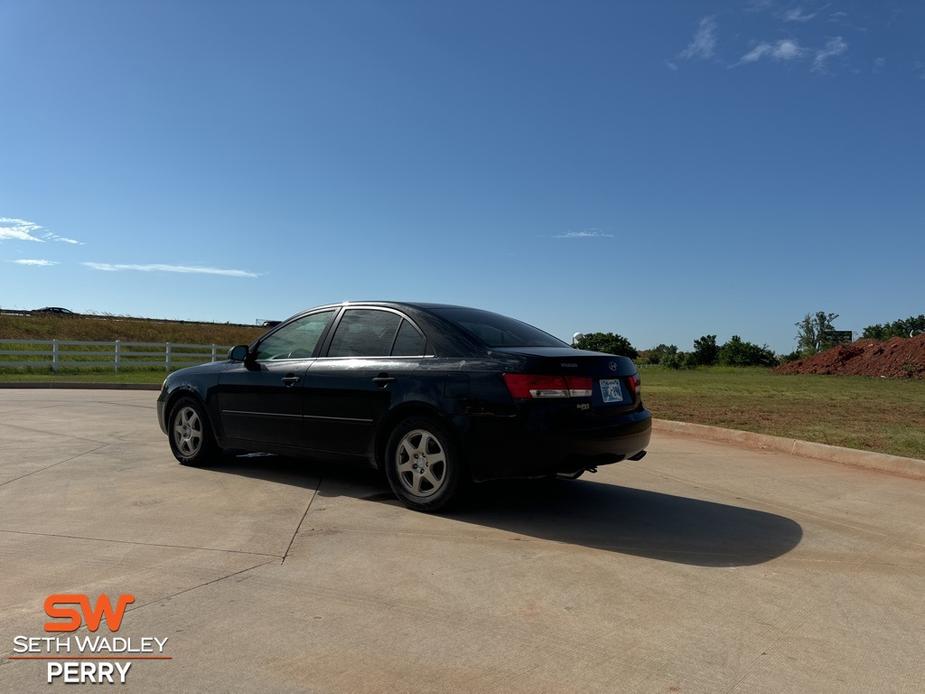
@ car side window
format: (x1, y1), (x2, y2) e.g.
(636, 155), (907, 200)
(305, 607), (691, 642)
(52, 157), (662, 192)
(391, 319), (426, 356)
(327, 309), (402, 357)
(254, 310), (335, 361)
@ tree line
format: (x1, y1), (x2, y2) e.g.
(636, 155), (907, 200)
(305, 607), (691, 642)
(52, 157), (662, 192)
(862, 315), (925, 340)
(573, 310), (923, 368)
(574, 332), (778, 368)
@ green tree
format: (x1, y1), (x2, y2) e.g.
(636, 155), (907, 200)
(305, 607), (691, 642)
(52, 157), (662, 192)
(718, 335), (779, 367)
(661, 351), (683, 369)
(691, 334), (719, 366)
(795, 311), (840, 355)
(862, 314), (925, 340)
(574, 332), (638, 359)
(639, 344), (677, 365)
(661, 349), (698, 370)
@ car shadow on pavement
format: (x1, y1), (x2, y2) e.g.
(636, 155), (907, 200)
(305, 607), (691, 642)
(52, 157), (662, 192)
(214, 455), (802, 568)
(449, 477), (803, 567)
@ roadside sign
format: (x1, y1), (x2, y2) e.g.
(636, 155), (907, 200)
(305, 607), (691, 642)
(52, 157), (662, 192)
(828, 330), (853, 345)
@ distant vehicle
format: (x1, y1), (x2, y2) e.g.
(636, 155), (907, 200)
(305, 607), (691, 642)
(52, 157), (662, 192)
(34, 307), (74, 315)
(157, 302), (651, 512)
(261, 320), (281, 328)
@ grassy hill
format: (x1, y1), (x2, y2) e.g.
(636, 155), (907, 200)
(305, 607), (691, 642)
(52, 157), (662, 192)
(0, 314), (264, 345)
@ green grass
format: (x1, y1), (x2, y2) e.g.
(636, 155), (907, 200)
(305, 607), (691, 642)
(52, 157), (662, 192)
(640, 365), (925, 460)
(2, 364), (923, 460)
(0, 369), (167, 384)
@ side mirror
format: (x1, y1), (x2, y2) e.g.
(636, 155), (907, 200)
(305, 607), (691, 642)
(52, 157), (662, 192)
(228, 345), (250, 362)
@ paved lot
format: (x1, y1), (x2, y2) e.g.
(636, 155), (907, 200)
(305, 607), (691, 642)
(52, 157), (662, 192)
(0, 389), (922, 692)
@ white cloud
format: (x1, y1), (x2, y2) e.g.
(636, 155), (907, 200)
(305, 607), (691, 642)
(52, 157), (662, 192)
(0, 217), (44, 242)
(746, 0), (775, 12)
(679, 17), (717, 61)
(774, 40), (803, 60)
(82, 262), (259, 278)
(740, 45), (768, 63)
(783, 7), (817, 23)
(10, 258), (59, 266)
(554, 230), (614, 239)
(813, 36), (848, 73)
(0, 217), (81, 244)
(740, 39), (804, 64)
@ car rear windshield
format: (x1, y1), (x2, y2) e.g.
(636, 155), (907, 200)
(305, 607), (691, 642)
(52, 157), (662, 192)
(432, 308), (567, 348)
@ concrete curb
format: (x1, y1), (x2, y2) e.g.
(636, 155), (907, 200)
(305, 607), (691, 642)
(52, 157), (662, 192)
(0, 382), (160, 391)
(653, 419), (925, 479)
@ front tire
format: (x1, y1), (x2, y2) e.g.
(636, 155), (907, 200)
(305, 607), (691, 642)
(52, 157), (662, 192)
(168, 396), (219, 466)
(385, 416), (463, 512)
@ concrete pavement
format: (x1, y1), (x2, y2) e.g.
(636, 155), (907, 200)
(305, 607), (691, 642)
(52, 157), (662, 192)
(0, 389), (922, 692)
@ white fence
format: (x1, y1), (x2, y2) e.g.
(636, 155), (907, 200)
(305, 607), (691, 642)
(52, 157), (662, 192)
(0, 339), (232, 372)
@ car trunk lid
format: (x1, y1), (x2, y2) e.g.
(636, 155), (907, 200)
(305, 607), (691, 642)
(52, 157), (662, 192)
(493, 347), (641, 415)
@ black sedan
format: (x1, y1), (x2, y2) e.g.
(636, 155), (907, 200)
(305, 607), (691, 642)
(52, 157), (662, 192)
(157, 302), (651, 511)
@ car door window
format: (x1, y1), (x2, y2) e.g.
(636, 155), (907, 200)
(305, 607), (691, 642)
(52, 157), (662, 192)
(328, 309), (401, 357)
(254, 310), (335, 360)
(391, 319), (426, 356)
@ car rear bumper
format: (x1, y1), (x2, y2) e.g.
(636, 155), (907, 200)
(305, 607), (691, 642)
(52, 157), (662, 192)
(462, 407), (652, 481)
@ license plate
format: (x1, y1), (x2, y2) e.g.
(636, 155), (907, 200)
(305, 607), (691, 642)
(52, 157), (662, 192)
(599, 378), (624, 403)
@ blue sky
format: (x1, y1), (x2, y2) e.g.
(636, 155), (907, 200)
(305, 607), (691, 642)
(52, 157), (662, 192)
(1, 0), (923, 352)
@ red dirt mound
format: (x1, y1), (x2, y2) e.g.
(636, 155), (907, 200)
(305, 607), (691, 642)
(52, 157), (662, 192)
(776, 334), (925, 379)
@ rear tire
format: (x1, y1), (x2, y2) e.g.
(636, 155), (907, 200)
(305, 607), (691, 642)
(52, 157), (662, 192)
(167, 396), (220, 467)
(385, 416), (463, 512)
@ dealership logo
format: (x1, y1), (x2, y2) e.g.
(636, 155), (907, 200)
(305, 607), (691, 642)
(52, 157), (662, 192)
(44, 594), (135, 633)
(9, 593), (170, 684)
(608, 361), (617, 371)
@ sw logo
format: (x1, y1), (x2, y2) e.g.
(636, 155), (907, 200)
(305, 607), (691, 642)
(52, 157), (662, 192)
(44, 593), (135, 633)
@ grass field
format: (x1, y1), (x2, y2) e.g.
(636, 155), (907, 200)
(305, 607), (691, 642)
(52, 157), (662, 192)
(0, 314), (263, 344)
(640, 366), (925, 460)
(1, 364), (922, 460)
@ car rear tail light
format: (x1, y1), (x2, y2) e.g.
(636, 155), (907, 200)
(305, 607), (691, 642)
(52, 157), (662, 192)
(503, 374), (593, 399)
(626, 374), (640, 398)
(502, 374), (567, 399)
(566, 376), (592, 397)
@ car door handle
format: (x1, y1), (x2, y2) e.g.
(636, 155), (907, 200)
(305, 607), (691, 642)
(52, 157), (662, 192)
(372, 374), (395, 386)
(281, 375), (301, 387)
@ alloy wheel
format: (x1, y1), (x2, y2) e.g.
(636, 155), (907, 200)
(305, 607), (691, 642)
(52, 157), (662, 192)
(395, 429), (447, 498)
(173, 406), (203, 457)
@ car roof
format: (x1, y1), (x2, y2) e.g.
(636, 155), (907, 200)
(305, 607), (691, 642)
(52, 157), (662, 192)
(299, 301), (477, 313)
